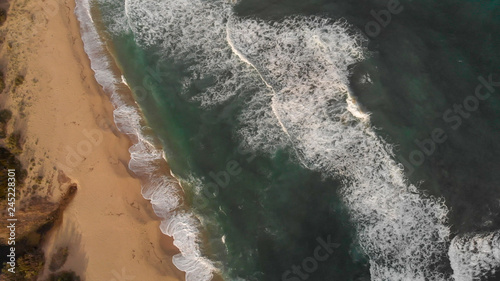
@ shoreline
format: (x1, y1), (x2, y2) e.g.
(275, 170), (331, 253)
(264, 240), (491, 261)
(0, 0), (185, 279)
(78, 0), (221, 279)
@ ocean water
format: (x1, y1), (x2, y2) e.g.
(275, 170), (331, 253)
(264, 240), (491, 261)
(77, 0), (500, 280)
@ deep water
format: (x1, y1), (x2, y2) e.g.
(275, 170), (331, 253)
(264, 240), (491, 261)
(91, 0), (500, 280)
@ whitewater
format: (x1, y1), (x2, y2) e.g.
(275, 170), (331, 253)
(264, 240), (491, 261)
(75, 0), (500, 279)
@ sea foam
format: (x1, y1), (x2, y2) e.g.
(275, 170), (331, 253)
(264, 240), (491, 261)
(228, 16), (452, 280)
(79, 0), (500, 279)
(449, 231), (500, 280)
(111, 0), (451, 279)
(75, 0), (215, 280)
(122, 0), (452, 278)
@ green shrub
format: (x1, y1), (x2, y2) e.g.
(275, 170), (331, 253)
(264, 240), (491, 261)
(0, 71), (5, 93)
(6, 132), (22, 154)
(1, 252), (44, 281)
(0, 109), (12, 123)
(14, 75), (24, 87)
(0, 9), (6, 26)
(0, 108), (11, 139)
(0, 147), (25, 199)
(18, 253), (44, 280)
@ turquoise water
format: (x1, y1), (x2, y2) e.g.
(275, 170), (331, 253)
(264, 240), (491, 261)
(83, 0), (500, 280)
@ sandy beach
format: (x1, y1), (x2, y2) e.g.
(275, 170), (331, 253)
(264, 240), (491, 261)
(0, 0), (184, 280)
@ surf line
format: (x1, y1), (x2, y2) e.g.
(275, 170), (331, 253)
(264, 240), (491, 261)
(225, 19), (310, 168)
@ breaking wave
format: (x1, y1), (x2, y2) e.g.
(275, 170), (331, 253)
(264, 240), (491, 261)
(80, 0), (500, 279)
(75, 0), (215, 280)
(228, 15), (452, 280)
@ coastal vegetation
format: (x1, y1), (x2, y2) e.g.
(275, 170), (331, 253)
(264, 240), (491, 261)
(0, 185), (80, 280)
(5, 132), (22, 154)
(2, 251), (45, 281)
(0, 2), (82, 281)
(0, 109), (12, 124)
(14, 75), (24, 87)
(0, 8), (6, 26)
(0, 109), (11, 139)
(0, 71), (5, 93)
(0, 102), (77, 280)
(0, 146), (25, 199)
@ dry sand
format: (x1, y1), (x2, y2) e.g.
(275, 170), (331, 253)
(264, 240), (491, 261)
(0, 0), (184, 279)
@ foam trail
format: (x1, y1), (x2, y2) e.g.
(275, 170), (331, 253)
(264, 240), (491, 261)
(74, 1), (215, 280)
(449, 231), (500, 280)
